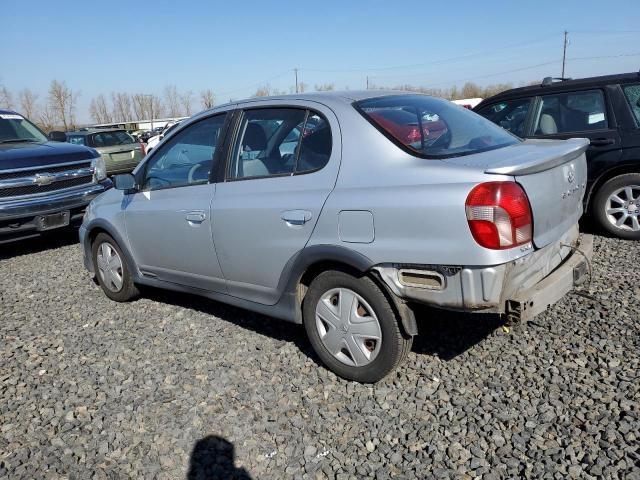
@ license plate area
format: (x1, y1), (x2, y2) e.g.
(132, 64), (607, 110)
(36, 211), (70, 231)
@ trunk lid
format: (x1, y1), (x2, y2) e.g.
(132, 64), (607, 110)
(444, 138), (589, 248)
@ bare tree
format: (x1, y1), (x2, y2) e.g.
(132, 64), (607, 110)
(0, 84), (13, 109)
(111, 92), (132, 122)
(314, 83), (335, 91)
(253, 85), (272, 97)
(48, 80), (77, 130)
(144, 95), (164, 127)
(164, 85), (181, 117)
(200, 89), (215, 109)
(19, 89), (38, 119)
(38, 105), (57, 132)
(180, 90), (193, 116)
(461, 82), (483, 99)
(298, 82), (308, 93)
(131, 94), (147, 120)
(89, 95), (112, 124)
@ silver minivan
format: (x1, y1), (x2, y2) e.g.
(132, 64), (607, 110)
(80, 91), (592, 382)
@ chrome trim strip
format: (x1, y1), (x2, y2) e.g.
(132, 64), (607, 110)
(0, 159), (94, 174)
(0, 167), (94, 189)
(0, 183), (106, 211)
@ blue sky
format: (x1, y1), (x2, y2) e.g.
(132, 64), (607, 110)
(2, 0), (640, 122)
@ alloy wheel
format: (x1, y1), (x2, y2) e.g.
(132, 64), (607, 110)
(605, 185), (640, 232)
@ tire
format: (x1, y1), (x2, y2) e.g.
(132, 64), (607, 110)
(92, 233), (139, 302)
(592, 173), (640, 240)
(303, 270), (412, 383)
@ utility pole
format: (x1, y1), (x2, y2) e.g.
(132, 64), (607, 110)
(294, 68), (299, 93)
(561, 30), (568, 79)
(366, 76), (369, 90)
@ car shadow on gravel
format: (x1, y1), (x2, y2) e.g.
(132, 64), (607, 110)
(143, 288), (505, 365)
(0, 229), (79, 260)
(411, 306), (505, 360)
(188, 435), (252, 480)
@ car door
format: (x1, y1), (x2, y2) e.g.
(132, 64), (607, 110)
(124, 113), (230, 292)
(212, 103), (340, 305)
(528, 88), (622, 188)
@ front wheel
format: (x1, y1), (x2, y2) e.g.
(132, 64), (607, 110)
(92, 233), (139, 302)
(303, 270), (412, 383)
(593, 173), (640, 240)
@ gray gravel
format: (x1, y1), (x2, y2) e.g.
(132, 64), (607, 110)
(1, 230), (638, 479)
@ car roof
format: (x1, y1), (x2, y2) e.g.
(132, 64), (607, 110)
(0, 109), (20, 116)
(67, 128), (127, 136)
(477, 72), (640, 105)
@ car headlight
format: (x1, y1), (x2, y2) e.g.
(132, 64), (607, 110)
(92, 156), (107, 182)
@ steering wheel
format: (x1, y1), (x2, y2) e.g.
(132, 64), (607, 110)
(188, 163), (209, 184)
(424, 129), (451, 149)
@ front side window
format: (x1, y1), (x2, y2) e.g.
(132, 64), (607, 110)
(356, 95), (519, 158)
(228, 108), (332, 179)
(0, 113), (48, 143)
(92, 131), (135, 147)
(141, 114), (226, 190)
(475, 98), (531, 137)
(533, 89), (608, 135)
(622, 84), (640, 126)
(67, 135), (86, 145)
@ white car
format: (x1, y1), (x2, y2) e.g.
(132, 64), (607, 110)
(145, 121), (182, 153)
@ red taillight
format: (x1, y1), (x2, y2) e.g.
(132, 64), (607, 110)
(465, 182), (533, 250)
(140, 142), (146, 155)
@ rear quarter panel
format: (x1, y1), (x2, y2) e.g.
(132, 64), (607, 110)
(308, 104), (532, 267)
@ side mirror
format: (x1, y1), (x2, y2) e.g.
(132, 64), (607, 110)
(48, 131), (67, 142)
(113, 173), (137, 192)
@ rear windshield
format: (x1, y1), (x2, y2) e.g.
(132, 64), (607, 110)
(356, 95), (519, 158)
(91, 130), (134, 147)
(67, 135), (86, 145)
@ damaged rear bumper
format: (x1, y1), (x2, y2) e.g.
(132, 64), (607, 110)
(374, 224), (593, 320)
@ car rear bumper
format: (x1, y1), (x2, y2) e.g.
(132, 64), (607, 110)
(0, 180), (111, 243)
(374, 224), (593, 318)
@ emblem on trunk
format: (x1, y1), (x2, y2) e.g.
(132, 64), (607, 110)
(565, 165), (576, 184)
(34, 173), (55, 186)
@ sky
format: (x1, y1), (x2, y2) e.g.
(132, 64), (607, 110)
(2, 0), (640, 123)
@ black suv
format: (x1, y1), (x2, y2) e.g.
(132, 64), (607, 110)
(475, 72), (640, 240)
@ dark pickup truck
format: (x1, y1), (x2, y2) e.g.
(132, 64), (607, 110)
(0, 110), (111, 244)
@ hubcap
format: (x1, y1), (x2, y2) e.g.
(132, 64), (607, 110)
(96, 242), (124, 292)
(605, 185), (640, 232)
(315, 288), (382, 367)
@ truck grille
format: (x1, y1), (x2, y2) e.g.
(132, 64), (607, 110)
(0, 161), (95, 200)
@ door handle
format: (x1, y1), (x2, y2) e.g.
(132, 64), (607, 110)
(281, 210), (312, 226)
(185, 211), (206, 223)
(590, 138), (615, 146)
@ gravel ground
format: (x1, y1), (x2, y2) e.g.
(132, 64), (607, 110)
(1, 230), (638, 479)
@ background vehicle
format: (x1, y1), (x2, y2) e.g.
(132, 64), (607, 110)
(0, 110), (110, 243)
(145, 121), (182, 153)
(139, 127), (163, 143)
(475, 72), (640, 239)
(81, 92), (591, 382)
(66, 129), (145, 174)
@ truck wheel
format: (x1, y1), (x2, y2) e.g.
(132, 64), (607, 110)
(593, 173), (640, 240)
(92, 233), (139, 302)
(303, 270), (412, 383)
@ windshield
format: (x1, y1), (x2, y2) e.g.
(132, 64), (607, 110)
(0, 113), (48, 143)
(356, 95), (519, 158)
(91, 130), (135, 147)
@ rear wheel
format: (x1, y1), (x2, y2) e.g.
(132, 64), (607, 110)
(303, 270), (412, 383)
(92, 233), (139, 302)
(593, 173), (640, 240)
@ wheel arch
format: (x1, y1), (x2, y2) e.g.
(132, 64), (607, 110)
(284, 245), (417, 336)
(84, 219), (138, 278)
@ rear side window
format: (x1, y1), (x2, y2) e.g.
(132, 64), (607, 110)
(92, 131), (135, 147)
(475, 98), (531, 137)
(228, 108), (332, 180)
(622, 84), (640, 126)
(532, 89), (608, 135)
(356, 95), (519, 159)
